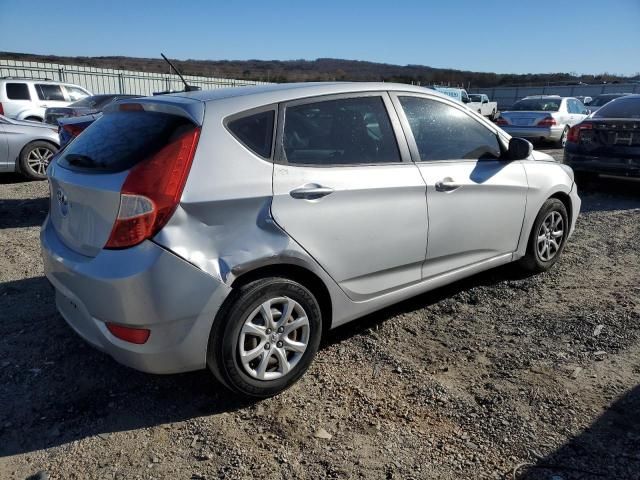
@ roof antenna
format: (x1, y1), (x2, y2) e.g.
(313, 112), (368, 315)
(161, 53), (201, 92)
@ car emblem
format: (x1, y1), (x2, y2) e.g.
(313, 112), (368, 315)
(56, 188), (69, 217)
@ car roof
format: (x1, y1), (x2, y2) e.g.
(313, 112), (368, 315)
(0, 77), (86, 88)
(166, 82), (449, 104)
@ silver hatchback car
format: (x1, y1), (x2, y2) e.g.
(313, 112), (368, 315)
(41, 83), (580, 397)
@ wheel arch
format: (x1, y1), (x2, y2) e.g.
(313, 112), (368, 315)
(228, 263), (333, 339)
(549, 191), (572, 225)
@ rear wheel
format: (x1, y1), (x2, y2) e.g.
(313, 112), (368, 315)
(19, 141), (57, 180)
(519, 198), (569, 273)
(556, 126), (569, 148)
(207, 277), (322, 398)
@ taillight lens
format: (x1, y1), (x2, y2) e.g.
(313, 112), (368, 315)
(537, 117), (557, 127)
(106, 323), (150, 344)
(567, 122), (592, 144)
(61, 122), (87, 137)
(0, 103), (4, 116)
(105, 127), (201, 249)
(496, 117), (508, 126)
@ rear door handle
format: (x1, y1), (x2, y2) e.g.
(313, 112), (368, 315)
(290, 184), (334, 200)
(435, 179), (461, 192)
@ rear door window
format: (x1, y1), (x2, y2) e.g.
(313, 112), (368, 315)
(58, 110), (195, 172)
(227, 110), (275, 158)
(399, 96), (501, 161)
(65, 85), (89, 101)
(282, 96), (401, 165)
(35, 84), (65, 101)
(5, 83), (31, 100)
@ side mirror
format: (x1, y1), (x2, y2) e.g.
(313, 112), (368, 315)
(483, 99), (488, 104)
(583, 96), (592, 105)
(507, 137), (532, 161)
(462, 97), (470, 103)
(584, 108), (591, 115)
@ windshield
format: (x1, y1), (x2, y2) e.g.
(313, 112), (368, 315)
(510, 98), (561, 112)
(590, 95), (627, 107)
(593, 97), (640, 119)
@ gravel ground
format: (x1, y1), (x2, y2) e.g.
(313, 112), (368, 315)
(1, 148), (639, 480)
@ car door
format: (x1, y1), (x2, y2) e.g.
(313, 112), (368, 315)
(390, 92), (528, 279)
(271, 92), (428, 300)
(34, 83), (68, 111)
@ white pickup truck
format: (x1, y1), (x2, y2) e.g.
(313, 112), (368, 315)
(468, 94), (499, 120)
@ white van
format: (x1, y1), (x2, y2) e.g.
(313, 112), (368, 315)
(432, 86), (472, 104)
(0, 78), (91, 122)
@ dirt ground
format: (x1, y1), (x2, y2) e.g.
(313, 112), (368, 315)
(1, 148), (639, 480)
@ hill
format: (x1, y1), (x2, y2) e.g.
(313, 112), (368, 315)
(1, 51), (637, 87)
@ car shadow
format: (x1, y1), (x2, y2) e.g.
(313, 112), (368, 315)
(0, 197), (49, 229)
(516, 384), (640, 479)
(578, 176), (640, 213)
(0, 263), (536, 458)
(0, 173), (33, 185)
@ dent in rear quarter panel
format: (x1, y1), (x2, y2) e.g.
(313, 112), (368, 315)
(516, 160), (577, 258)
(152, 96), (355, 329)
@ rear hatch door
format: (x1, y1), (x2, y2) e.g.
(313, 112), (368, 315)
(48, 97), (204, 257)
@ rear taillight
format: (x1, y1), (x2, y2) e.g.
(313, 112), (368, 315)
(61, 123), (86, 137)
(567, 122), (592, 144)
(537, 117), (557, 127)
(0, 103), (4, 116)
(106, 323), (150, 344)
(496, 117), (508, 126)
(105, 127), (201, 249)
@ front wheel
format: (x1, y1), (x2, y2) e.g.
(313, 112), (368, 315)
(519, 198), (569, 273)
(19, 141), (57, 180)
(207, 278), (322, 398)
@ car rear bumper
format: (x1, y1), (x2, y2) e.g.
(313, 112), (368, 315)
(40, 216), (231, 374)
(502, 125), (564, 141)
(564, 152), (640, 177)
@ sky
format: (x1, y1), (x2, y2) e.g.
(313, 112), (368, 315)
(1, 0), (639, 76)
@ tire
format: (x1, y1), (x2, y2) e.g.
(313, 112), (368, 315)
(19, 141), (58, 180)
(519, 198), (569, 273)
(207, 277), (322, 398)
(556, 126), (569, 148)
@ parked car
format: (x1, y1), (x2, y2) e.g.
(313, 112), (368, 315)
(45, 94), (138, 125)
(432, 86), (472, 104)
(0, 114), (59, 179)
(41, 83), (580, 397)
(585, 93), (631, 113)
(564, 94), (640, 180)
(0, 78), (91, 122)
(468, 93), (499, 120)
(57, 113), (100, 149)
(496, 96), (589, 147)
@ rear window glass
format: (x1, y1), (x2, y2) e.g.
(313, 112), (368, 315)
(36, 84), (65, 101)
(511, 98), (561, 112)
(590, 95), (626, 107)
(593, 97), (640, 119)
(58, 111), (194, 172)
(227, 110), (274, 158)
(5, 83), (30, 100)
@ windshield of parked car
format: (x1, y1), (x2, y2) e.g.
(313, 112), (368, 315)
(590, 94), (627, 107)
(593, 97), (640, 119)
(510, 98), (561, 111)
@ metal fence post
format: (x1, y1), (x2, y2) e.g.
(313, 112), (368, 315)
(58, 67), (65, 82)
(118, 73), (124, 94)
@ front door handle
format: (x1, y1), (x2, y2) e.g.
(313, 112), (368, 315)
(435, 178), (461, 192)
(290, 184), (334, 200)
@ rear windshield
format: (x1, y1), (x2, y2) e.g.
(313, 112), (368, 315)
(593, 97), (640, 119)
(58, 110), (194, 172)
(590, 95), (627, 107)
(510, 98), (561, 112)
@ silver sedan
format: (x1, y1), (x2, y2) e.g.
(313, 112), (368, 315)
(0, 115), (59, 180)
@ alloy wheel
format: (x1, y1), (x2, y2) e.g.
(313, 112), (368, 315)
(536, 211), (564, 261)
(26, 147), (54, 176)
(238, 296), (310, 381)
